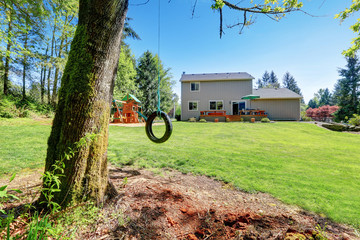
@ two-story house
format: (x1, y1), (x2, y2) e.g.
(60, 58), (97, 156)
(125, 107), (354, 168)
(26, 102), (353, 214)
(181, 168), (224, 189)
(180, 72), (302, 121)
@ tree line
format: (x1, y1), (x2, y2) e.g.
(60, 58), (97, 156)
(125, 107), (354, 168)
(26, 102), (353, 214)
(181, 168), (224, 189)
(0, 0), (78, 105)
(256, 70), (303, 99)
(0, 0), (176, 115)
(307, 56), (360, 121)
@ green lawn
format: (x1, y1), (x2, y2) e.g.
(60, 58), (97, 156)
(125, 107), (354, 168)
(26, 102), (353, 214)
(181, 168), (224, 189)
(0, 119), (359, 228)
(0, 119), (51, 174)
(108, 122), (360, 228)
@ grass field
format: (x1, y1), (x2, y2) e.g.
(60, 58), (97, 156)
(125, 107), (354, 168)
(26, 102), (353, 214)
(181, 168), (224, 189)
(0, 118), (51, 174)
(0, 119), (359, 228)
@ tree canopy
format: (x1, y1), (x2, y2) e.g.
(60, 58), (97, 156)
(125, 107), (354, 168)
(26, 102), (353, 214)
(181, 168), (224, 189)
(336, 1), (360, 57)
(256, 71), (280, 88)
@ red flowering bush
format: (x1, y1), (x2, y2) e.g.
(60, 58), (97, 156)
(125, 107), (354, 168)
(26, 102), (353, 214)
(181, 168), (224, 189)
(306, 105), (339, 121)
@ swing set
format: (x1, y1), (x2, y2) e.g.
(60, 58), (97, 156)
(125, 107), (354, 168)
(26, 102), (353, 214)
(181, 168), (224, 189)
(112, 94), (145, 124)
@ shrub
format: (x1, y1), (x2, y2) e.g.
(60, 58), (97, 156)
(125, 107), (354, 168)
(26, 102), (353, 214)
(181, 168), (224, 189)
(0, 94), (54, 118)
(301, 111), (312, 121)
(306, 105), (339, 122)
(349, 114), (360, 126)
(261, 117), (270, 123)
(199, 119), (206, 123)
(188, 117), (196, 122)
(0, 98), (18, 118)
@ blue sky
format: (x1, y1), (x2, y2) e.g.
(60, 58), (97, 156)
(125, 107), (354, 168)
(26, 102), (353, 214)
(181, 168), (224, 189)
(126, 0), (356, 103)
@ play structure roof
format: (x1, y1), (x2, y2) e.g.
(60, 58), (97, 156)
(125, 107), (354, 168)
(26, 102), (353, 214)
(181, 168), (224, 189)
(122, 94), (141, 103)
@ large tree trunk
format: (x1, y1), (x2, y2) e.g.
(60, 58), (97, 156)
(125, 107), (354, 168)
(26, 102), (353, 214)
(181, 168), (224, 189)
(39, 0), (128, 208)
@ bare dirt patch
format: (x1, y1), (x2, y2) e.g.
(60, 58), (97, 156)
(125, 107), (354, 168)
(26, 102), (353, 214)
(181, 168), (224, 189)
(1, 166), (359, 239)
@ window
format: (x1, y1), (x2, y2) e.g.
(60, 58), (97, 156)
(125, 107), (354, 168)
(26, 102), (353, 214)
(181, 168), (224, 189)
(188, 101), (198, 111)
(209, 100), (223, 110)
(190, 82), (200, 92)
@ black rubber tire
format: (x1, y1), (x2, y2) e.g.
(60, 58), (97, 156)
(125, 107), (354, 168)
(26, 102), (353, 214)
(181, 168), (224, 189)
(145, 111), (173, 143)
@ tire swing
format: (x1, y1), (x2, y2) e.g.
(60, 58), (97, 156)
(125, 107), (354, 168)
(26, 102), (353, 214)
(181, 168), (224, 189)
(145, 111), (172, 143)
(144, 0), (172, 144)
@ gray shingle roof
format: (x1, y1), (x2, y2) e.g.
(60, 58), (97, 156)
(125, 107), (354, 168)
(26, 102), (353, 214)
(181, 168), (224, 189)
(253, 88), (302, 99)
(180, 72), (254, 82)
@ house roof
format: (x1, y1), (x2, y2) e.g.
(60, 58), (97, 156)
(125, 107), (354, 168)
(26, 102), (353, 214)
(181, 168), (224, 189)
(253, 88), (302, 100)
(180, 72), (254, 82)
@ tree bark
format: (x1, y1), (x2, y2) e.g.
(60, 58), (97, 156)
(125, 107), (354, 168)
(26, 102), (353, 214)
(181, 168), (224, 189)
(47, 21), (56, 104)
(51, 14), (68, 106)
(41, 46), (49, 104)
(40, 0), (128, 207)
(4, 10), (13, 96)
(22, 30), (28, 100)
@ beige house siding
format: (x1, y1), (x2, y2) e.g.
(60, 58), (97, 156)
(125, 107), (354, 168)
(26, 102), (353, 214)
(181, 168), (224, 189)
(181, 80), (252, 120)
(251, 99), (301, 120)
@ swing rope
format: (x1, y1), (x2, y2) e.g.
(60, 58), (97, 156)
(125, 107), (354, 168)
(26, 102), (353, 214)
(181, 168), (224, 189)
(144, 0), (173, 143)
(157, 0), (161, 114)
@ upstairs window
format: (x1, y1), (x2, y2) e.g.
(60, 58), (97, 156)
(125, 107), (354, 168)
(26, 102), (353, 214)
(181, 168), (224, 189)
(209, 100), (223, 110)
(190, 82), (200, 92)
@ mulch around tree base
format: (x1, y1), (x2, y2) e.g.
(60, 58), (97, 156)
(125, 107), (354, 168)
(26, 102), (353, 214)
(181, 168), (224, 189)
(1, 166), (359, 239)
(102, 166), (358, 240)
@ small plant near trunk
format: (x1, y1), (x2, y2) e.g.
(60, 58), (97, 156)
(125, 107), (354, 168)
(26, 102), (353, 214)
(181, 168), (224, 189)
(40, 133), (98, 212)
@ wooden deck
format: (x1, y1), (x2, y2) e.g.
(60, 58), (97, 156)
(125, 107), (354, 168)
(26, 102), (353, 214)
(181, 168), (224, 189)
(200, 110), (267, 122)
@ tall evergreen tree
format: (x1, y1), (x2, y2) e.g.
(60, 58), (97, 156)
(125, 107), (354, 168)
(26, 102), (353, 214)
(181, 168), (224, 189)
(136, 51), (174, 116)
(334, 56), (360, 120)
(307, 98), (318, 109)
(257, 70), (280, 88)
(316, 88), (332, 106)
(282, 72), (303, 103)
(256, 71), (270, 88)
(268, 71), (280, 88)
(282, 72), (302, 95)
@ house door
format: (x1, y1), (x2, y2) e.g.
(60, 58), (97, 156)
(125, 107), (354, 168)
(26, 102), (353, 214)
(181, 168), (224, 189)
(232, 102), (239, 115)
(239, 101), (246, 111)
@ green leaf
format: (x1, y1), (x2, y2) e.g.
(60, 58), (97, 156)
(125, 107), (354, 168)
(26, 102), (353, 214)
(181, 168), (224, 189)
(0, 185), (7, 191)
(9, 173), (16, 182)
(0, 191), (7, 198)
(11, 189), (23, 194)
(8, 194), (19, 200)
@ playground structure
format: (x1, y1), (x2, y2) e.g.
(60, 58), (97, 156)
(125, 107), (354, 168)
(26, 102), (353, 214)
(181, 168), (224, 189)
(111, 94), (145, 124)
